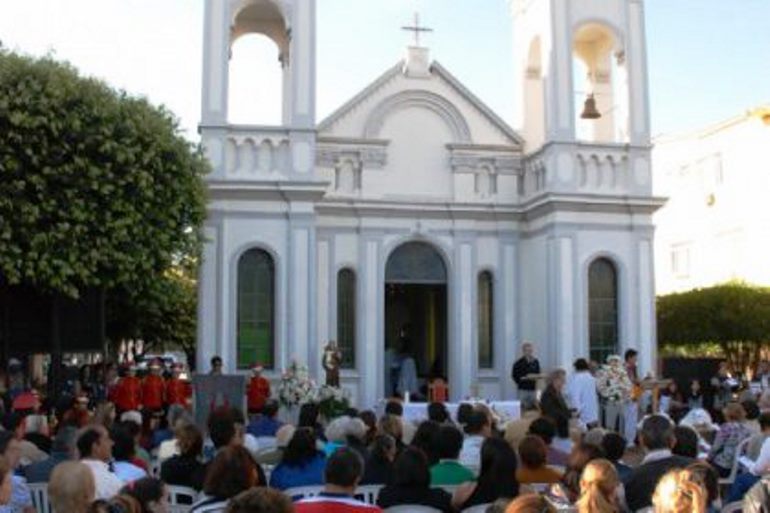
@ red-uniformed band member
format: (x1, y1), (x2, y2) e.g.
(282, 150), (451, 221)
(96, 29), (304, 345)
(247, 363), (271, 414)
(111, 365), (143, 412)
(166, 363), (191, 408)
(142, 359), (166, 413)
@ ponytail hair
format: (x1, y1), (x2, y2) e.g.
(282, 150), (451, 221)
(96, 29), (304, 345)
(653, 469), (708, 513)
(576, 459), (619, 513)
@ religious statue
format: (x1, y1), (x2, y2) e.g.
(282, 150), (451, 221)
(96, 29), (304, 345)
(322, 340), (342, 388)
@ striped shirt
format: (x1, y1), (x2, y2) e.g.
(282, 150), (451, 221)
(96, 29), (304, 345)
(295, 492), (382, 513)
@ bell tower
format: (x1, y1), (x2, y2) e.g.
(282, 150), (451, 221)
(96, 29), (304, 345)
(197, 0), (322, 375)
(200, 0), (317, 179)
(512, 0), (650, 150)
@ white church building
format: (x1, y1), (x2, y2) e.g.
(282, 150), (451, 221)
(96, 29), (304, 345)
(196, 0), (663, 408)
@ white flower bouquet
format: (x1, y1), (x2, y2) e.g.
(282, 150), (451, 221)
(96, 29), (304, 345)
(277, 361), (318, 408)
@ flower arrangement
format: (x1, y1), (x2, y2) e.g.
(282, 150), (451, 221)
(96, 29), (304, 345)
(277, 361), (317, 408)
(596, 358), (632, 403)
(316, 384), (351, 420)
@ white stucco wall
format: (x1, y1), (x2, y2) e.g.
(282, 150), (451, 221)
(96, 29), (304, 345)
(654, 111), (770, 294)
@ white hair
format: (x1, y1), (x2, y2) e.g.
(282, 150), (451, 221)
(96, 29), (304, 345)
(324, 416), (367, 443)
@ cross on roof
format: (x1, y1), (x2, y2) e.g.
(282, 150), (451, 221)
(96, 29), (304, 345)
(401, 12), (433, 47)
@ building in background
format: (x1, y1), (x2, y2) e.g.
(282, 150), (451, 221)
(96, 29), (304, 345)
(653, 106), (770, 295)
(197, 0), (662, 408)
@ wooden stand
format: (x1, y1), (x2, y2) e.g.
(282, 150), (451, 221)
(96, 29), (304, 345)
(641, 378), (672, 414)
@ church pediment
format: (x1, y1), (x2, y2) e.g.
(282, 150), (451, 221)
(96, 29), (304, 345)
(316, 53), (524, 202)
(318, 59), (523, 148)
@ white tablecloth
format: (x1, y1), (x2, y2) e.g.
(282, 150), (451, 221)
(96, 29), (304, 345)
(397, 400), (521, 425)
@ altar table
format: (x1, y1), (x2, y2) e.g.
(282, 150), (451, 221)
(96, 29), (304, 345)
(382, 400), (521, 425)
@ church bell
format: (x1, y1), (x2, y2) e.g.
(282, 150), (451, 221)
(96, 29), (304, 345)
(580, 94), (601, 120)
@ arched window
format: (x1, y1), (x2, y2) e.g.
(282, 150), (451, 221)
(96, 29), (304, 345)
(478, 271), (494, 369)
(337, 268), (356, 369)
(237, 248), (275, 369)
(588, 258), (618, 363)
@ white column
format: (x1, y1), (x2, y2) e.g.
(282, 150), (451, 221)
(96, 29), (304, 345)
(288, 225), (312, 368)
(288, 0), (316, 128)
(196, 224), (219, 372)
(628, 0), (652, 145)
(451, 242), (474, 401)
(360, 239), (380, 408)
(545, 235), (576, 371)
(637, 238), (656, 375)
(500, 242), (518, 399)
(201, 0), (230, 124)
(315, 238), (330, 380)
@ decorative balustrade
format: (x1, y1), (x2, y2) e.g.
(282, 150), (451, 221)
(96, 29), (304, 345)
(575, 145), (631, 192)
(519, 142), (647, 199)
(202, 126), (293, 178)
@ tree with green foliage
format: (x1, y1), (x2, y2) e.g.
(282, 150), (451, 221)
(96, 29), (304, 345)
(657, 282), (770, 374)
(0, 49), (207, 363)
(0, 49), (207, 297)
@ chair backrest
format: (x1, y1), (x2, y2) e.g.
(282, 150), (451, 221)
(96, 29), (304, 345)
(720, 501), (743, 513)
(28, 482), (51, 513)
(167, 485), (199, 506)
(462, 504), (492, 513)
(438, 484), (460, 496)
(255, 436), (278, 450)
(354, 484), (383, 505)
(284, 485), (325, 501)
(724, 437), (751, 483)
(150, 459), (161, 477)
(384, 506), (443, 513)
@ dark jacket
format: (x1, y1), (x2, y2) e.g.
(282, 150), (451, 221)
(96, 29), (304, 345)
(23, 452), (70, 483)
(539, 385), (571, 438)
(623, 454), (695, 511)
(512, 357), (540, 391)
(161, 455), (207, 490)
(361, 454), (393, 485)
(377, 485), (453, 513)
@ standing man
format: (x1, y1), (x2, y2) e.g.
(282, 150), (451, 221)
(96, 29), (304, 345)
(142, 359), (165, 415)
(111, 365), (142, 414)
(165, 363), (191, 408)
(625, 349), (640, 445)
(512, 342), (540, 410)
(567, 358), (599, 429)
(247, 363), (271, 415)
(210, 356), (223, 376)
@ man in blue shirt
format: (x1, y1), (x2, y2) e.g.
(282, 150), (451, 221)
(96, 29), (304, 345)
(23, 427), (78, 484)
(247, 400), (284, 437)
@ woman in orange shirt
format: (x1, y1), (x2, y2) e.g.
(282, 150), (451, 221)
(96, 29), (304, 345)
(515, 435), (563, 485)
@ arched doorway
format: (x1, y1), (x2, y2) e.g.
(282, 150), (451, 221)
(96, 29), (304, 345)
(384, 241), (448, 398)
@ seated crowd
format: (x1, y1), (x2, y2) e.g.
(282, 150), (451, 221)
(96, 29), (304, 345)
(3, 363), (770, 512)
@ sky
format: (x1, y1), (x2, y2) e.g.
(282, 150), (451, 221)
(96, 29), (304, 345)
(0, 0), (768, 141)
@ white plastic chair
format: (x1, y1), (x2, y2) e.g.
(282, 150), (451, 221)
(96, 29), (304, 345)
(255, 436), (278, 450)
(438, 484), (460, 496)
(721, 501), (743, 513)
(28, 483), (51, 513)
(384, 506), (443, 513)
(354, 484), (383, 504)
(167, 485), (199, 513)
(284, 485), (325, 501)
(718, 437), (751, 489)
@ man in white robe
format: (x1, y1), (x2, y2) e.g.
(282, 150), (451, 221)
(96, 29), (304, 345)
(567, 358), (599, 430)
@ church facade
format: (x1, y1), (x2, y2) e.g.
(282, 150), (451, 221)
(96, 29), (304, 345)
(197, 0), (663, 408)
